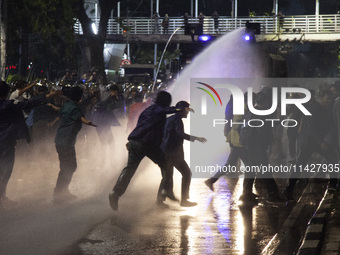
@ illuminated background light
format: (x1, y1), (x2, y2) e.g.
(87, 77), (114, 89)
(92, 23), (97, 34)
(198, 35), (212, 42)
(244, 35), (251, 41)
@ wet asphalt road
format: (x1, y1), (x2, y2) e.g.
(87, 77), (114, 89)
(74, 177), (327, 255)
(0, 161), (328, 255)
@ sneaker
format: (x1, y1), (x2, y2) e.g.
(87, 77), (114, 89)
(204, 179), (214, 192)
(0, 197), (17, 210)
(53, 190), (77, 203)
(283, 189), (295, 201)
(161, 189), (179, 202)
(109, 191), (119, 211)
(266, 196), (287, 205)
(1, 197), (17, 207)
(239, 193), (259, 203)
(156, 201), (170, 209)
(180, 200), (197, 207)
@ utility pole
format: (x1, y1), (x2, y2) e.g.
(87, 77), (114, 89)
(150, 0), (153, 18)
(195, 0), (198, 17)
(316, 0), (320, 32)
(231, 0), (234, 17)
(232, 0), (237, 29)
(273, 0), (278, 15)
(273, 0), (279, 33)
(191, 0), (193, 18)
(126, 10), (130, 60)
(154, 0), (159, 80)
(117, 1), (120, 32)
(235, 0), (237, 18)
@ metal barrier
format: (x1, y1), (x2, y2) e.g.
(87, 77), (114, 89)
(74, 14), (340, 36)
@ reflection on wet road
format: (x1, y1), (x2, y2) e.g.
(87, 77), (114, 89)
(79, 177), (327, 255)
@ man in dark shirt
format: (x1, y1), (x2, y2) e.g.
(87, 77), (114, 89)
(0, 81), (59, 208)
(109, 91), (181, 211)
(54, 86), (96, 203)
(161, 101), (206, 207)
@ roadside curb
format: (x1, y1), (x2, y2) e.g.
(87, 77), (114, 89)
(296, 189), (333, 255)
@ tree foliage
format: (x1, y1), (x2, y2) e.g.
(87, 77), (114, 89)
(7, 0), (119, 81)
(7, 0), (79, 79)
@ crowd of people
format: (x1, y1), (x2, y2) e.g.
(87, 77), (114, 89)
(151, 10), (221, 35)
(1, 77), (340, 210)
(0, 74), (208, 210)
(205, 82), (340, 205)
(0, 77), (168, 208)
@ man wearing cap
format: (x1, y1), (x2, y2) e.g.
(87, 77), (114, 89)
(109, 91), (182, 211)
(161, 101), (207, 207)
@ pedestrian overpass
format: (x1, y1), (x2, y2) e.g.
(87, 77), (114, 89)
(74, 14), (340, 43)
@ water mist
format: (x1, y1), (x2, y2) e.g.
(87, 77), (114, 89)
(167, 28), (268, 177)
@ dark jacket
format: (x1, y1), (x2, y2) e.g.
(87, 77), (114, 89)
(128, 104), (180, 148)
(161, 114), (191, 154)
(0, 94), (47, 146)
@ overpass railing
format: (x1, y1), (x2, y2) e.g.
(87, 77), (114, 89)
(74, 14), (340, 36)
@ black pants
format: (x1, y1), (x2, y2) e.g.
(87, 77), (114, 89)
(112, 140), (172, 200)
(212, 145), (248, 179)
(166, 150), (192, 201)
(0, 141), (16, 199)
(248, 144), (279, 197)
(287, 127), (298, 162)
(210, 146), (253, 194)
(55, 144), (77, 193)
